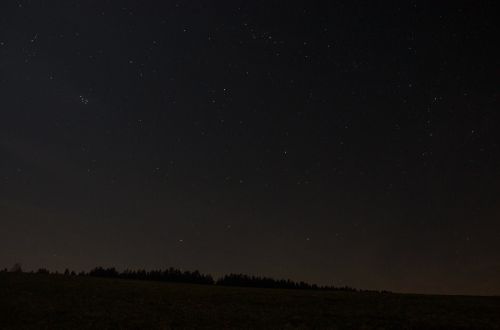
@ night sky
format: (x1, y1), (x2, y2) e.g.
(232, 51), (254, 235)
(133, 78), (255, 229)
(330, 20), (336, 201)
(1, 1), (499, 295)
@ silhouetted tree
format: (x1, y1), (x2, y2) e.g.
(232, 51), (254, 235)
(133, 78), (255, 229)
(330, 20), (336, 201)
(89, 267), (119, 278)
(10, 263), (22, 273)
(37, 268), (49, 274)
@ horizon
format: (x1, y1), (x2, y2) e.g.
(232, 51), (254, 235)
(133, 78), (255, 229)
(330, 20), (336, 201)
(5, 264), (500, 297)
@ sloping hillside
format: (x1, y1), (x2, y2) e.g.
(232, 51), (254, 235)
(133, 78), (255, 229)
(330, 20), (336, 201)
(1, 273), (499, 329)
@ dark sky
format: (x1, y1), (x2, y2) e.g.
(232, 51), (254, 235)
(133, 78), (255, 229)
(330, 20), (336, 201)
(1, 1), (499, 295)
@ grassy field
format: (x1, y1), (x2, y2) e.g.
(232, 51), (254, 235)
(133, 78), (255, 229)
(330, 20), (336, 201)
(1, 273), (499, 329)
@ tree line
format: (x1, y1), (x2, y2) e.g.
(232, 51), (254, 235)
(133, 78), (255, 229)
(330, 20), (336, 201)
(2, 263), (375, 293)
(216, 273), (356, 291)
(88, 267), (214, 285)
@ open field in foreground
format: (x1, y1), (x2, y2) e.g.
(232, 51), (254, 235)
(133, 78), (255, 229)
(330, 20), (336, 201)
(1, 273), (499, 329)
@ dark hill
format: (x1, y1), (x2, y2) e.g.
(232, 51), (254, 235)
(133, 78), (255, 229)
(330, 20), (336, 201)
(1, 272), (499, 329)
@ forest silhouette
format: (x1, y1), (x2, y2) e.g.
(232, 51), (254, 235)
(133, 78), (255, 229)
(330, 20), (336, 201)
(3, 264), (367, 292)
